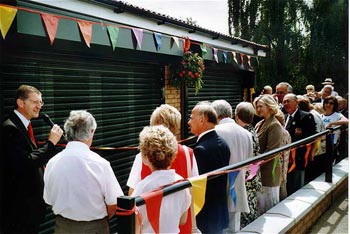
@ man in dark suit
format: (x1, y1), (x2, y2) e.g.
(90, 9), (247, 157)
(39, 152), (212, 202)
(188, 101), (230, 234)
(1, 85), (63, 234)
(283, 94), (316, 195)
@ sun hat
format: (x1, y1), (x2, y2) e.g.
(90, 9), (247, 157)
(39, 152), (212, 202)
(322, 78), (334, 85)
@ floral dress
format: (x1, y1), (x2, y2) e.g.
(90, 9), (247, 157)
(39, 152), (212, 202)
(240, 124), (263, 228)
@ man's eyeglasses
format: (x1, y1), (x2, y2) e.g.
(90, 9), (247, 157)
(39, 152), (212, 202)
(24, 99), (44, 107)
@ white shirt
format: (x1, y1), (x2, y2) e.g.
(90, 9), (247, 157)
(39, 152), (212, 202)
(215, 118), (253, 213)
(127, 149), (199, 189)
(131, 170), (191, 234)
(14, 110), (30, 128)
(322, 112), (343, 144)
(44, 141), (124, 221)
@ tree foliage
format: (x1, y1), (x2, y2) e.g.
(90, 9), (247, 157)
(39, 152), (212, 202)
(228, 0), (348, 95)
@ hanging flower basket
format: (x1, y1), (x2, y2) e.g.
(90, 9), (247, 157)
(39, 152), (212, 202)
(171, 51), (205, 95)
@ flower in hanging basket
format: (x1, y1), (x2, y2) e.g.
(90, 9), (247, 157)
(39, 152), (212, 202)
(171, 51), (205, 95)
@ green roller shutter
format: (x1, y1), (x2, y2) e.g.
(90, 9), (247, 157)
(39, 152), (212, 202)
(185, 64), (243, 137)
(1, 49), (163, 233)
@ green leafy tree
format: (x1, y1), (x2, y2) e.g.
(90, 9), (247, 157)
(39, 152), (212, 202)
(228, 0), (348, 95)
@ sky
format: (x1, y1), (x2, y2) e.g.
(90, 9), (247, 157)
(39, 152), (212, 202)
(123, 0), (230, 35)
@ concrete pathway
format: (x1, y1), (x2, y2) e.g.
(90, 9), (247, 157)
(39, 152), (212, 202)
(307, 190), (348, 234)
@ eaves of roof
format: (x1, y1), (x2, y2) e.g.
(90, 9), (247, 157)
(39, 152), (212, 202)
(88, 0), (269, 54)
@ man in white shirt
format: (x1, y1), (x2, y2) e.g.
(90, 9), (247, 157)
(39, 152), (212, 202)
(44, 110), (124, 234)
(212, 100), (253, 233)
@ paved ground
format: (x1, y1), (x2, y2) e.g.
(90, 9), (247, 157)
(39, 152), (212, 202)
(307, 190), (348, 234)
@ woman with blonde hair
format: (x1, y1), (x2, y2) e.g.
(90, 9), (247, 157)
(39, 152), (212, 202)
(253, 94), (283, 214)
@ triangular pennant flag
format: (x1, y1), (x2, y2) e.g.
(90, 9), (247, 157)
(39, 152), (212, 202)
(200, 45), (207, 57)
(153, 32), (162, 51)
(213, 48), (218, 63)
(288, 148), (297, 173)
(183, 37), (191, 53)
(140, 189), (163, 234)
(223, 51), (228, 63)
(0, 5), (17, 39)
(228, 171), (239, 206)
(231, 52), (238, 64)
(304, 143), (312, 168)
(77, 20), (92, 48)
(41, 13), (59, 45)
(247, 55), (252, 69)
(272, 156), (279, 182)
(132, 28), (144, 49)
(188, 175), (207, 216)
(107, 26), (119, 51)
(171, 36), (180, 49)
(247, 162), (260, 180)
(240, 53), (244, 65)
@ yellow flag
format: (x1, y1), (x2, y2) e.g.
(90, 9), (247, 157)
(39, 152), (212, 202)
(0, 5), (17, 39)
(188, 175), (207, 216)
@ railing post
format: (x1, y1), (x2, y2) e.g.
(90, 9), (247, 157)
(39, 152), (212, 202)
(325, 132), (334, 183)
(117, 196), (135, 234)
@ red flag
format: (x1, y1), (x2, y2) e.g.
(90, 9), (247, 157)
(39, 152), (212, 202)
(41, 13), (59, 45)
(140, 189), (163, 234)
(77, 20), (92, 48)
(183, 37), (191, 52)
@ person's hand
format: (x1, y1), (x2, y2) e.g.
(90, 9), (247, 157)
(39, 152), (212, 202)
(48, 124), (63, 145)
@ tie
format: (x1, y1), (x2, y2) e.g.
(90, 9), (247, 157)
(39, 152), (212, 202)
(28, 123), (37, 148)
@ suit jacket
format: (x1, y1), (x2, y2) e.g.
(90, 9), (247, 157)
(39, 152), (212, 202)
(194, 130), (230, 234)
(285, 109), (316, 170)
(1, 112), (56, 231)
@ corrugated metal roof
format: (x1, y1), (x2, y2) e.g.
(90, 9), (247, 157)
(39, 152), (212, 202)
(90, 0), (269, 53)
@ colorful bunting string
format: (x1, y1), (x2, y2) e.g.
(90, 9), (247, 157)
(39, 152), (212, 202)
(0, 5), (17, 39)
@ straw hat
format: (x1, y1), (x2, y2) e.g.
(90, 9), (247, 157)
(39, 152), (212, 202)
(322, 78), (334, 85)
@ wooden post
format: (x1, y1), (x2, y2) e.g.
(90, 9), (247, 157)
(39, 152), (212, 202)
(117, 196), (135, 234)
(325, 133), (333, 183)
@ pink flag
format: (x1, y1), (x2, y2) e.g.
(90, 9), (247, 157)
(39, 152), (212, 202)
(247, 162), (260, 180)
(132, 28), (143, 49)
(41, 13), (59, 45)
(77, 20), (92, 48)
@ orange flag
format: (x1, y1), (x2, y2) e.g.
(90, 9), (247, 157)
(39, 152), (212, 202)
(183, 37), (191, 52)
(140, 189), (163, 234)
(304, 143), (312, 168)
(0, 5), (17, 39)
(41, 13), (59, 45)
(288, 148), (297, 173)
(188, 175), (207, 216)
(77, 20), (92, 48)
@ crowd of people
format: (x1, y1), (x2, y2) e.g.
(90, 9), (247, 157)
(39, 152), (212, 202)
(1, 80), (348, 234)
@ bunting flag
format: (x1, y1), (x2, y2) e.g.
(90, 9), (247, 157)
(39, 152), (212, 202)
(247, 55), (252, 68)
(140, 189), (163, 234)
(183, 37), (191, 52)
(41, 13), (59, 45)
(288, 148), (297, 173)
(77, 20), (92, 47)
(304, 143), (312, 168)
(213, 48), (218, 63)
(200, 44), (207, 57)
(107, 26), (119, 51)
(0, 5), (17, 39)
(240, 53), (244, 65)
(153, 32), (162, 51)
(188, 175), (207, 216)
(272, 156), (279, 182)
(223, 51), (228, 63)
(132, 28), (144, 49)
(247, 162), (260, 180)
(231, 52), (238, 64)
(228, 171), (239, 206)
(170, 36), (180, 49)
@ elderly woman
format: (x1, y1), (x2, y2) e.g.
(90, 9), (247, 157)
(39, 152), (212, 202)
(235, 102), (262, 228)
(127, 104), (198, 233)
(132, 125), (191, 234)
(253, 94), (283, 215)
